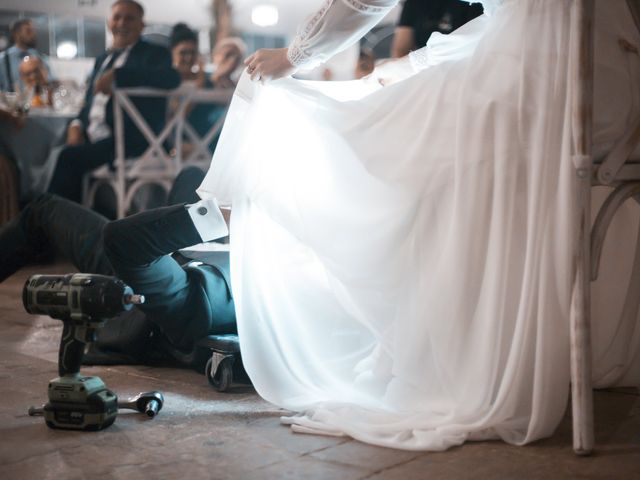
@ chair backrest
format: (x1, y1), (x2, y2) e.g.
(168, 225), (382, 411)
(112, 87), (184, 179)
(175, 85), (234, 170)
(113, 84), (234, 175)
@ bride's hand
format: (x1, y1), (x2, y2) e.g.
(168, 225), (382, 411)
(244, 48), (296, 83)
(364, 56), (415, 86)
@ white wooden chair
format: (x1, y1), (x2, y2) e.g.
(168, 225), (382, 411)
(570, 0), (640, 455)
(82, 84), (233, 218)
(177, 86), (233, 171)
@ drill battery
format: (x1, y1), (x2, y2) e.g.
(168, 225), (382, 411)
(45, 375), (118, 431)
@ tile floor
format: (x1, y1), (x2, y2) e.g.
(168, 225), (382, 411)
(1, 262), (638, 479)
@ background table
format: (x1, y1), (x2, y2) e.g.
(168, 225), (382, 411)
(0, 107), (77, 202)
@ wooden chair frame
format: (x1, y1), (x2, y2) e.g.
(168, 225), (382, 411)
(83, 84), (233, 218)
(571, 0), (640, 455)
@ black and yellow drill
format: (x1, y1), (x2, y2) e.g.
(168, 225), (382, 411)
(23, 273), (161, 431)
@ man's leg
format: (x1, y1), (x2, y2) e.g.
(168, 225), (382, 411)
(103, 204), (213, 349)
(167, 166), (205, 205)
(48, 138), (114, 203)
(0, 194), (113, 282)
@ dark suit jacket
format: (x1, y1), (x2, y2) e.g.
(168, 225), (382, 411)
(76, 39), (181, 157)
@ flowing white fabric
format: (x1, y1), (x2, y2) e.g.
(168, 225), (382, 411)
(198, 0), (640, 451)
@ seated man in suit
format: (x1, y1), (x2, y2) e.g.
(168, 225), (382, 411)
(0, 189), (235, 359)
(48, 0), (181, 205)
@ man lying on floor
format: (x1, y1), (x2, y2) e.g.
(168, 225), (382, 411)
(0, 182), (235, 367)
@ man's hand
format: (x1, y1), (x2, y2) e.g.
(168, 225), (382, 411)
(94, 69), (115, 95)
(244, 48), (296, 83)
(66, 124), (85, 146)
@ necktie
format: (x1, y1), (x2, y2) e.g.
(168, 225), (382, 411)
(104, 49), (123, 70)
(93, 49), (123, 88)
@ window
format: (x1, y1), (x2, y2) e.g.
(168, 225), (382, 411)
(83, 18), (106, 57)
(0, 9), (105, 59)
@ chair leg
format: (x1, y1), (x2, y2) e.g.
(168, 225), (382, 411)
(570, 174), (594, 455)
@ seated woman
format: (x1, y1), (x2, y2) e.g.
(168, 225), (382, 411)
(169, 23), (245, 154)
(197, 0), (640, 451)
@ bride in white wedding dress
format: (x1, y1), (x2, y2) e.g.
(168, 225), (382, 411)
(198, 0), (640, 450)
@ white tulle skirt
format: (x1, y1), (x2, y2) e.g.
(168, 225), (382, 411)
(198, 0), (640, 450)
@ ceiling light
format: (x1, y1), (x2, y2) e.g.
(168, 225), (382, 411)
(251, 5), (279, 27)
(57, 41), (78, 59)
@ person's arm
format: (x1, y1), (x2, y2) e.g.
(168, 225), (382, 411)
(391, 0), (418, 58)
(67, 56), (103, 145)
(245, 0), (398, 81)
(391, 26), (415, 58)
(368, 7), (491, 86)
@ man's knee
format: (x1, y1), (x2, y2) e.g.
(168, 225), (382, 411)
(31, 192), (58, 205)
(22, 193), (64, 225)
(103, 214), (153, 267)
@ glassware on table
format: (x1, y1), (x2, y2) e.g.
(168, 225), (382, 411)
(0, 90), (30, 115)
(52, 85), (70, 111)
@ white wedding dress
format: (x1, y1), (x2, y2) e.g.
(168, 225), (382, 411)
(198, 0), (640, 450)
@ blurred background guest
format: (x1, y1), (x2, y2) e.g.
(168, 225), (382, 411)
(0, 18), (53, 92)
(171, 22), (205, 87)
(47, 0), (180, 208)
(169, 22), (244, 171)
(18, 56), (52, 107)
(391, 0), (483, 58)
(210, 36), (245, 88)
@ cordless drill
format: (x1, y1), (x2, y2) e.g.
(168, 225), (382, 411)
(23, 273), (145, 431)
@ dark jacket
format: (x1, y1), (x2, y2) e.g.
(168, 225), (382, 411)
(76, 39), (181, 157)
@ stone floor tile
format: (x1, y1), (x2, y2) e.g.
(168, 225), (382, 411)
(309, 440), (421, 471)
(241, 454), (369, 480)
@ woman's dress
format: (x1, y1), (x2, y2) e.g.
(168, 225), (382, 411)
(198, 0), (640, 450)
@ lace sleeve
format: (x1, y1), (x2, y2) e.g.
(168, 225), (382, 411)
(287, 0), (398, 70)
